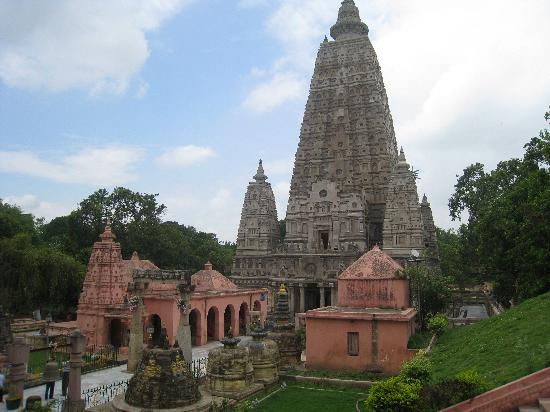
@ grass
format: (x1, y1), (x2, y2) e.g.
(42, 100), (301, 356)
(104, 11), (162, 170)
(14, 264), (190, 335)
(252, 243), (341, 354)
(284, 368), (383, 381)
(408, 330), (433, 349)
(429, 291), (550, 389)
(251, 382), (369, 412)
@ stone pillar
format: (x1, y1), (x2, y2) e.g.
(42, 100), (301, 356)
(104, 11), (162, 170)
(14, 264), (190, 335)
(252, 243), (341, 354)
(127, 280), (148, 372)
(176, 281), (194, 363)
(331, 286), (337, 306)
(127, 302), (144, 372)
(63, 330), (86, 412)
(288, 286), (295, 316)
(6, 337), (29, 401)
(299, 284), (305, 313)
(320, 287), (326, 308)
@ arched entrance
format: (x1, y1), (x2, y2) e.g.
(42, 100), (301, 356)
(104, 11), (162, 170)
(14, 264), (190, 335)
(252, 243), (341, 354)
(189, 309), (200, 346)
(109, 319), (122, 348)
(224, 305), (234, 336)
(207, 307), (219, 341)
(150, 314), (162, 347)
(239, 303), (249, 335)
(253, 300), (261, 312)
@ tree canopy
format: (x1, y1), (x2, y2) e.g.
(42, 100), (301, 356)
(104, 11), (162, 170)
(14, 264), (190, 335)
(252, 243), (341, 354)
(447, 108), (550, 304)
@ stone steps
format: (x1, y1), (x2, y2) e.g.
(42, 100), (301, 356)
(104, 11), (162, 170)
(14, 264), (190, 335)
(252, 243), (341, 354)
(519, 398), (550, 412)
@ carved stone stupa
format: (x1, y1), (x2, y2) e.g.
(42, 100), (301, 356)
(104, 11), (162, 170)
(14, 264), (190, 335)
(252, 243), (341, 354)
(267, 285), (300, 367)
(206, 331), (262, 400)
(245, 319), (279, 384)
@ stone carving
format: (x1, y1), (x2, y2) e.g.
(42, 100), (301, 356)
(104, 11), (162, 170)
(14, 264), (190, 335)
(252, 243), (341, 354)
(125, 348), (200, 409)
(0, 306), (13, 354)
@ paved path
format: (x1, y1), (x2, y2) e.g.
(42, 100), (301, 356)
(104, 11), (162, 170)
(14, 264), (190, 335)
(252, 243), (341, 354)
(0, 337), (252, 412)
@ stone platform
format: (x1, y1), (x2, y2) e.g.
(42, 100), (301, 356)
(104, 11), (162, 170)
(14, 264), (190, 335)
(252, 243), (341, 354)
(111, 387), (212, 412)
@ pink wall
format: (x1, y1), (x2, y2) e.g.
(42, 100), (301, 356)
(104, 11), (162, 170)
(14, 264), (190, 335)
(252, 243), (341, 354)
(338, 278), (409, 309)
(442, 367), (550, 412)
(306, 316), (414, 375)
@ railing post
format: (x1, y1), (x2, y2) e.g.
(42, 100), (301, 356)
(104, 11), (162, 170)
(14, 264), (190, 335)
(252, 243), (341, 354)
(6, 336), (29, 401)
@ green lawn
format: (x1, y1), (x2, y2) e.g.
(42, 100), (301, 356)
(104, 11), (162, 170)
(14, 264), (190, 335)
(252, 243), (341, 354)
(430, 291), (550, 388)
(407, 330), (433, 349)
(252, 383), (368, 412)
(284, 368), (383, 381)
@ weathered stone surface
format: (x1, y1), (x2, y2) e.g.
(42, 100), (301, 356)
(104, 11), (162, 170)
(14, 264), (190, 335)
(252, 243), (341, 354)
(125, 348), (200, 409)
(267, 285), (300, 367)
(245, 319), (279, 384)
(382, 148), (425, 264)
(206, 334), (260, 399)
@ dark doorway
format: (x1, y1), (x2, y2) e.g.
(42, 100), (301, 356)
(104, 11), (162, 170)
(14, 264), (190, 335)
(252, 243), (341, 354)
(253, 300), (261, 311)
(239, 303), (249, 335)
(190, 309), (199, 346)
(150, 314), (162, 347)
(207, 307), (217, 341)
(305, 287), (321, 311)
(320, 231), (329, 250)
(224, 305), (234, 336)
(109, 319), (122, 348)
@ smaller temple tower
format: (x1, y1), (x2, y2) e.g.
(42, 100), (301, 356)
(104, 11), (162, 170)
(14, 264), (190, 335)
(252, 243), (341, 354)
(77, 223), (132, 346)
(382, 148), (425, 264)
(420, 194), (440, 263)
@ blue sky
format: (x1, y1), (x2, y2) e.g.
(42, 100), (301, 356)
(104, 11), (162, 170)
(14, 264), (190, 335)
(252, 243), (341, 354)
(1, 0), (549, 241)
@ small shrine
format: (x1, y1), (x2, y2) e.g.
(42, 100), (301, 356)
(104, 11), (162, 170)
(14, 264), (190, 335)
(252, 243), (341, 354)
(267, 284), (300, 367)
(245, 316), (279, 384)
(305, 245), (417, 374)
(206, 330), (262, 400)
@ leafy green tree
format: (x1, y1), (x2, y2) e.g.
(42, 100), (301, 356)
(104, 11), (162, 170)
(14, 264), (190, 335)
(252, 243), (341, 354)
(406, 265), (451, 330)
(448, 109), (550, 304)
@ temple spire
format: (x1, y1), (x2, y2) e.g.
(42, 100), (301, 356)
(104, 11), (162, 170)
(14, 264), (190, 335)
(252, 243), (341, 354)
(254, 159), (267, 182)
(330, 0), (369, 41)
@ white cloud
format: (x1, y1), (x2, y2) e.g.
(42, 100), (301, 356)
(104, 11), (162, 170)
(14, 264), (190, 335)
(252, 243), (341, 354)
(0, 0), (193, 95)
(156, 145), (217, 168)
(4, 194), (72, 221)
(162, 188), (241, 242)
(246, 0), (550, 228)
(135, 81), (150, 98)
(243, 71), (305, 112)
(0, 145), (145, 186)
(272, 181), (290, 217)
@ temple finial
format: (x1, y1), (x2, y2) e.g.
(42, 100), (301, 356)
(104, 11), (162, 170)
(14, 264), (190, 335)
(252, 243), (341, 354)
(330, 0), (369, 41)
(254, 159), (267, 182)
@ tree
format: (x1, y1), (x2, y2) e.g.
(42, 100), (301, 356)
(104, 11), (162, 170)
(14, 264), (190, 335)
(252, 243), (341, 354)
(449, 108), (550, 304)
(406, 265), (451, 330)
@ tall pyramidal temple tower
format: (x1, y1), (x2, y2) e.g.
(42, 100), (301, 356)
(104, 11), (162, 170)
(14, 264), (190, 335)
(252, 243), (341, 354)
(232, 0), (439, 313)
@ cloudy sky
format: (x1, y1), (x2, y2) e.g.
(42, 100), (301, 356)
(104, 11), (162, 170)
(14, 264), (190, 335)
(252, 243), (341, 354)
(1, 0), (549, 242)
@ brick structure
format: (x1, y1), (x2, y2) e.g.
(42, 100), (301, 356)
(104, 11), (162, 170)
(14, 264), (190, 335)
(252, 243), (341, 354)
(232, 0), (439, 313)
(305, 245), (416, 375)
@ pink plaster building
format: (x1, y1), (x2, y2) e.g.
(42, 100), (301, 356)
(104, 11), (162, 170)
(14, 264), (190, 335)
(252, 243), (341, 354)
(77, 224), (268, 348)
(305, 245), (416, 375)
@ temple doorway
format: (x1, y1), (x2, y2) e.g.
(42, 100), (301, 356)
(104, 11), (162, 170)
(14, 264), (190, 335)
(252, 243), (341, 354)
(305, 287), (320, 311)
(190, 309), (200, 346)
(207, 307), (218, 341)
(224, 305), (234, 336)
(109, 319), (122, 348)
(320, 231), (329, 250)
(150, 314), (162, 347)
(239, 303), (249, 335)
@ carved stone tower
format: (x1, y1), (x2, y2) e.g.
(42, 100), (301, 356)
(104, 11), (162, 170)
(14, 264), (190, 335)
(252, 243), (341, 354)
(231, 0), (438, 312)
(420, 194), (440, 263)
(285, 0), (398, 254)
(233, 160), (280, 266)
(382, 148), (425, 263)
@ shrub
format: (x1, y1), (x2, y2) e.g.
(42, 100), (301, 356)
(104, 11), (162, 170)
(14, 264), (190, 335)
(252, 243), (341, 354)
(422, 370), (487, 410)
(365, 376), (424, 412)
(400, 353), (433, 383)
(428, 313), (449, 337)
